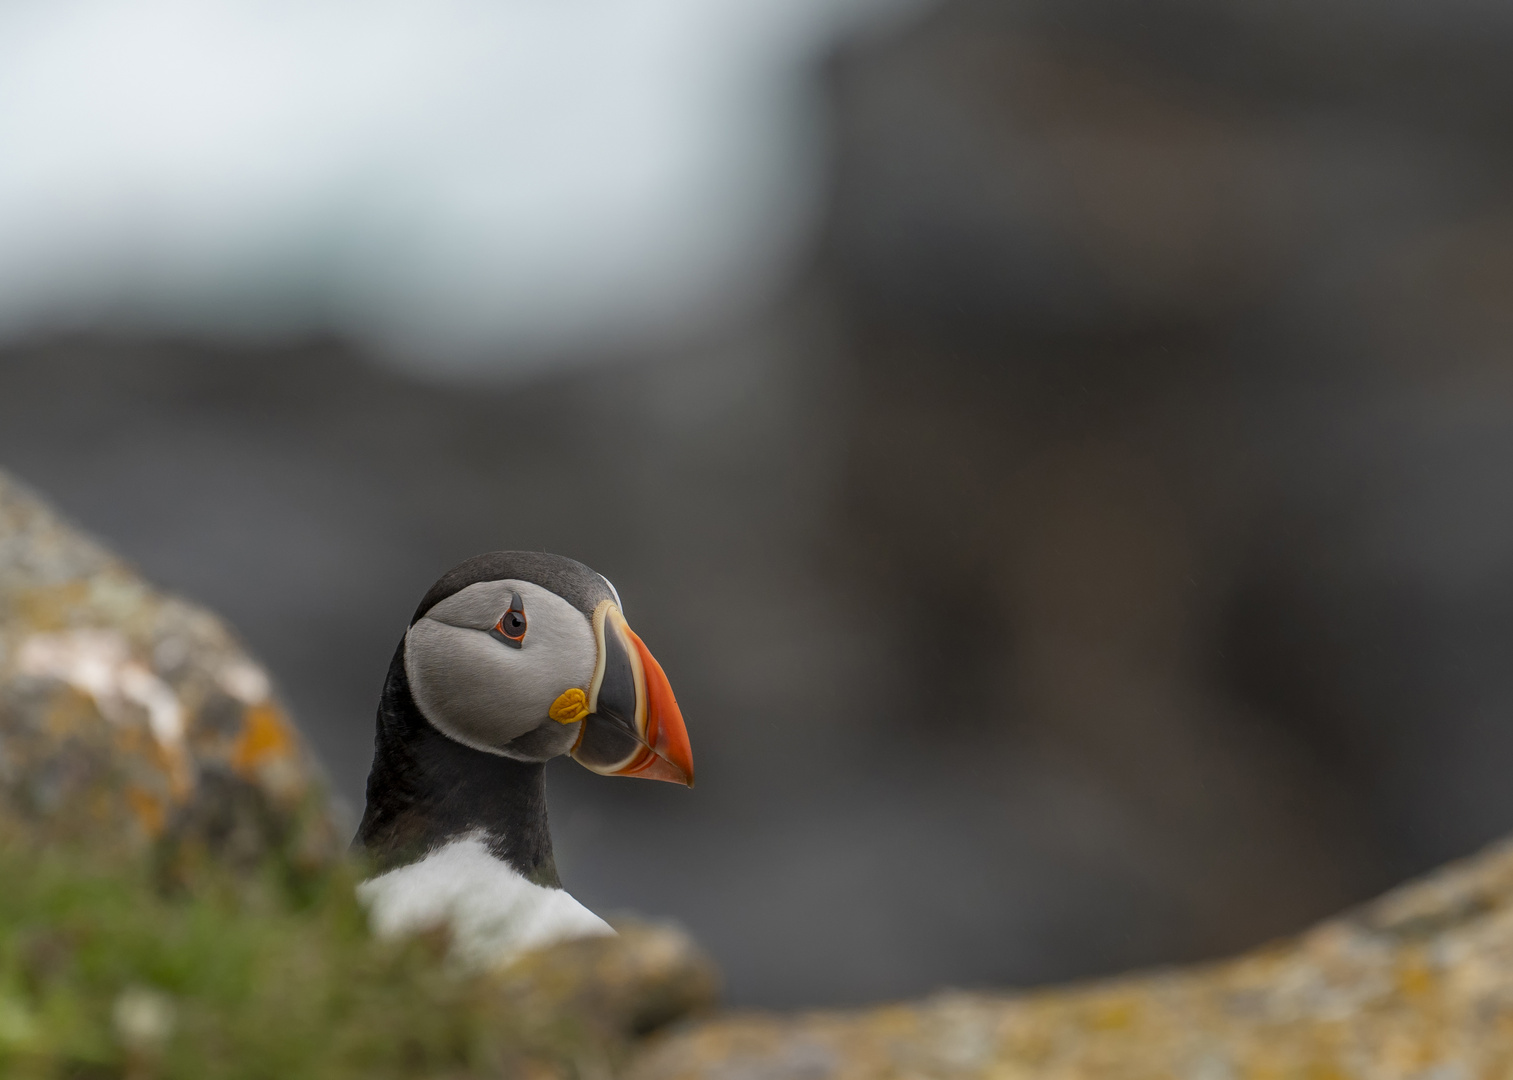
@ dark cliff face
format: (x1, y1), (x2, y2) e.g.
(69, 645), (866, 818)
(5, 0), (1513, 1009)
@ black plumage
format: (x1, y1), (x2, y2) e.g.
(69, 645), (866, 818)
(354, 552), (615, 883)
(354, 641), (561, 883)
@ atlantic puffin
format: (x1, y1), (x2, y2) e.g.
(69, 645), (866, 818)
(352, 552), (693, 965)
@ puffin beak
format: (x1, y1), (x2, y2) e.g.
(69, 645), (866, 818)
(571, 602), (694, 786)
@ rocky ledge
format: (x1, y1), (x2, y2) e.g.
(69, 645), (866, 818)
(631, 837), (1513, 1078)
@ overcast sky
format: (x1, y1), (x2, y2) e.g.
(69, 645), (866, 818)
(0, 0), (918, 373)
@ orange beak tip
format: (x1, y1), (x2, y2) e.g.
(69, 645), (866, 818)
(625, 626), (694, 788)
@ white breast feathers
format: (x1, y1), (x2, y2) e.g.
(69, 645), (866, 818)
(356, 834), (615, 968)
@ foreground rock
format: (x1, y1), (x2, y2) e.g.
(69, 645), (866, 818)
(0, 467), (337, 865)
(631, 839), (1513, 1079)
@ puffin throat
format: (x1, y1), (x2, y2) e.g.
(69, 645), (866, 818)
(354, 642), (561, 884)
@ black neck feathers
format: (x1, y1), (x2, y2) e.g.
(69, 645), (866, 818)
(353, 641), (561, 886)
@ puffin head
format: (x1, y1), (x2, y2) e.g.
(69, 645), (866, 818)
(402, 551), (693, 785)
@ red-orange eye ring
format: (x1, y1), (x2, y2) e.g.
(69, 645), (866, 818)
(489, 592), (527, 649)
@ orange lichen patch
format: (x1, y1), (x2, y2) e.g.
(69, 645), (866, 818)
(1087, 995), (1139, 1031)
(42, 686), (102, 738)
(231, 703), (297, 774)
(113, 720), (157, 760)
(125, 787), (166, 836)
(113, 720), (194, 802)
(11, 581), (91, 630)
(165, 750), (195, 801)
(1397, 953), (1435, 999)
(1306, 1065), (1350, 1080)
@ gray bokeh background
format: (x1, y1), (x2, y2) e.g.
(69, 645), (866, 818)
(5, 0), (1513, 1007)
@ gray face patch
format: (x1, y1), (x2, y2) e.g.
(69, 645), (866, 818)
(405, 580), (597, 761)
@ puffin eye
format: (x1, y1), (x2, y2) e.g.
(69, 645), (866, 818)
(490, 592), (527, 649)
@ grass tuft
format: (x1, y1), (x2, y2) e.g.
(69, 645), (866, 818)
(0, 827), (589, 1080)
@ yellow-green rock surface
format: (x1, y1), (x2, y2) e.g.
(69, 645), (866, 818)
(0, 465), (340, 865)
(630, 838), (1513, 1079)
(0, 467), (336, 862)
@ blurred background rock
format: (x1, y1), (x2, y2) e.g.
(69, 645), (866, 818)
(3, 0), (1513, 1009)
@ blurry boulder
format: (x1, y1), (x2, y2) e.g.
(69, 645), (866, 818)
(0, 466), (339, 867)
(505, 920), (722, 1039)
(629, 835), (1513, 1079)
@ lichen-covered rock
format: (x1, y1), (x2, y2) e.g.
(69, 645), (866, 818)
(506, 920), (722, 1039)
(630, 839), (1513, 1079)
(0, 467), (338, 866)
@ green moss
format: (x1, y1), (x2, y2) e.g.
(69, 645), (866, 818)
(0, 830), (587, 1080)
